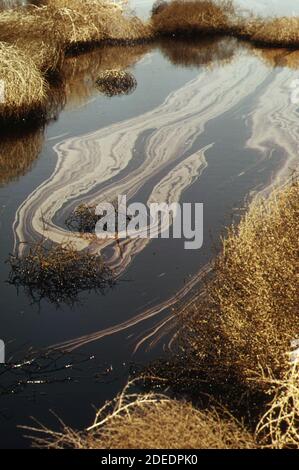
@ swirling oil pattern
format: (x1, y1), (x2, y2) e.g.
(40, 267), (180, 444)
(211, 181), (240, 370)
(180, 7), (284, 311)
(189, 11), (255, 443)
(14, 53), (270, 256)
(12, 45), (299, 355)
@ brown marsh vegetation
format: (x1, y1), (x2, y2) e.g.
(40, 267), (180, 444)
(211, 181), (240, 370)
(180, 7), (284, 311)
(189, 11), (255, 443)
(8, 242), (114, 306)
(0, 41), (47, 122)
(23, 382), (256, 449)
(1, 0), (298, 450)
(96, 70), (137, 97)
(151, 0), (236, 36)
(2, 0), (299, 122)
(21, 180), (299, 448)
(0, 0), (150, 121)
(61, 44), (150, 107)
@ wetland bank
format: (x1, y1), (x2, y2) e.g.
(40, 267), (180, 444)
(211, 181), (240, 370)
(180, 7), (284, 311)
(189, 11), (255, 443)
(0, 0), (299, 449)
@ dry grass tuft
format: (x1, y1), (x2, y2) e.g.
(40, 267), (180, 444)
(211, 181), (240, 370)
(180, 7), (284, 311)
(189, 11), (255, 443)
(249, 17), (299, 48)
(177, 180), (299, 392)
(0, 42), (47, 121)
(256, 361), (299, 449)
(96, 70), (137, 97)
(46, 0), (152, 47)
(0, 1), (152, 121)
(0, 8), (65, 73)
(151, 0), (236, 36)
(22, 382), (255, 449)
(8, 242), (114, 306)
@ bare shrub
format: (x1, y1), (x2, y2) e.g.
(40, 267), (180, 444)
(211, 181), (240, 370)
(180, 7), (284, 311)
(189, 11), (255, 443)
(8, 242), (114, 306)
(22, 382), (255, 449)
(96, 70), (137, 96)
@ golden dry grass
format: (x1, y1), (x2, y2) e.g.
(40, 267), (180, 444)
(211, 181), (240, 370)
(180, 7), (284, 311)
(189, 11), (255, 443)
(18, 181), (298, 449)
(0, 8), (65, 73)
(0, 1), (152, 120)
(22, 365), (299, 449)
(0, 42), (47, 120)
(23, 383), (255, 449)
(177, 180), (299, 392)
(256, 361), (299, 449)
(46, 0), (152, 47)
(248, 17), (299, 48)
(151, 0), (236, 36)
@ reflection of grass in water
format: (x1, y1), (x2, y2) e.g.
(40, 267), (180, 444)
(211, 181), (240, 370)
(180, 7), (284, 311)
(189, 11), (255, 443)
(61, 43), (150, 106)
(8, 242), (115, 306)
(248, 45), (299, 70)
(96, 70), (137, 97)
(0, 128), (44, 185)
(159, 36), (236, 68)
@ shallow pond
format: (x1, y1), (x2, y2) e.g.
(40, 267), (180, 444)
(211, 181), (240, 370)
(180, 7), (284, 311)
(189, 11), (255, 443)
(1, 0), (299, 448)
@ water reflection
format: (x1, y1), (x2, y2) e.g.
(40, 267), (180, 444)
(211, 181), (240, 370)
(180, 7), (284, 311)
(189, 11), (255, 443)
(62, 44), (151, 107)
(159, 36), (237, 68)
(0, 128), (44, 186)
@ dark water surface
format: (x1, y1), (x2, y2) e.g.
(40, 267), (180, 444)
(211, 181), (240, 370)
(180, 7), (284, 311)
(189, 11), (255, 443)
(1, 5), (299, 447)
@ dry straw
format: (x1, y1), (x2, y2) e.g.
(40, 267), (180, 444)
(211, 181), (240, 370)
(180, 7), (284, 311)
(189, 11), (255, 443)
(151, 0), (236, 36)
(256, 361), (299, 449)
(96, 70), (137, 96)
(0, 42), (47, 120)
(22, 381), (255, 449)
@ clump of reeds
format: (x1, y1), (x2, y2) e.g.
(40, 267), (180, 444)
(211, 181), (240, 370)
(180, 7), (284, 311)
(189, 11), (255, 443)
(177, 180), (299, 392)
(0, 0), (152, 122)
(8, 242), (114, 306)
(65, 202), (132, 233)
(248, 17), (299, 48)
(256, 361), (299, 449)
(96, 70), (137, 97)
(65, 204), (99, 233)
(0, 128), (44, 185)
(0, 42), (47, 121)
(151, 0), (236, 37)
(0, 7), (65, 73)
(46, 0), (152, 47)
(62, 44), (150, 107)
(22, 382), (256, 449)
